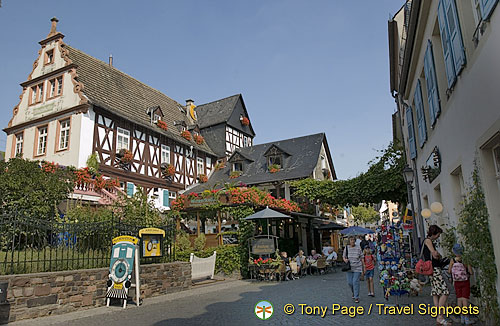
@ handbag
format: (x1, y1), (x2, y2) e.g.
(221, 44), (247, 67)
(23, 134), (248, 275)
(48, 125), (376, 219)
(341, 246), (351, 272)
(415, 240), (433, 276)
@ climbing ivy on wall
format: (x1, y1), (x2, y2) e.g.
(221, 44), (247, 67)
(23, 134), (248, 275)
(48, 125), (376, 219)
(457, 163), (499, 325)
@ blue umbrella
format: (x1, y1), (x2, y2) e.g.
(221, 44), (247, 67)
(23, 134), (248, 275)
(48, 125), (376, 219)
(340, 226), (374, 236)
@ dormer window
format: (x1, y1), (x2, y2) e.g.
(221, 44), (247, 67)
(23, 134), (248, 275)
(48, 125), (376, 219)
(233, 162), (243, 172)
(268, 155), (282, 168)
(153, 114), (161, 123)
(45, 49), (54, 65)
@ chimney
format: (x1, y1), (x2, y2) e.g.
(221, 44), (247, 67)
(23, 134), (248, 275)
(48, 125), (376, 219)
(47, 17), (59, 37)
(109, 54), (113, 67)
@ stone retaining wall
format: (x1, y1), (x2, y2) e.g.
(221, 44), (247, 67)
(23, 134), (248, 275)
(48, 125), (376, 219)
(0, 262), (191, 324)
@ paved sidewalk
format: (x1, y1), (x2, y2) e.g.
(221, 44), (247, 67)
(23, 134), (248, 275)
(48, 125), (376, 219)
(9, 271), (479, 326)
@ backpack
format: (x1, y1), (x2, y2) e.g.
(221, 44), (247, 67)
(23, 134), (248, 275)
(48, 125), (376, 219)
(451, 260), (468, 281)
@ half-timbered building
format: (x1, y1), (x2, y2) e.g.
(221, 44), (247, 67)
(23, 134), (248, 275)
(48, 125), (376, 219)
(2, 18), (230, 208)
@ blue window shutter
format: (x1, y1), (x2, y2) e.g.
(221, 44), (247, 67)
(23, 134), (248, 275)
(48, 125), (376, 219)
(163, 190), (169, 207)
(480, 0), (499, 20)
(126, 182), (134, 197)
(406, 106), (417, 160)
(437, 0), (456, 88)
(445, 0), (466, 75)
(424, 41), (441, 126)
(414, 80), (427, 148)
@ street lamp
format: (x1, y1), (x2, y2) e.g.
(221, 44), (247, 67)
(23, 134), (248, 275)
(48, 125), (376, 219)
(403, 165), (415, 186)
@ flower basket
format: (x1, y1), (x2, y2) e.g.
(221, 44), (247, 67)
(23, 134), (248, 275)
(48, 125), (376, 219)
(240, 116), (250, 126)
(229, 171), (242, 179)
(161, 163), (175, 177)
(156, 120), (168, 131)
(198, 173), (208, 183)
(117, 149), (133, 164)
(181, 130), (191, 141)
(268, 164), (280, 173)
(194, 134), (204, 145)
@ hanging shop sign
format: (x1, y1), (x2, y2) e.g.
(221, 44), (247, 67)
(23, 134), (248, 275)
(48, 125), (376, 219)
(106, 236), (140, 308)
(138, 228), (165, 258)
(421, 147), (441, 183)
(250, 238), (276, 255)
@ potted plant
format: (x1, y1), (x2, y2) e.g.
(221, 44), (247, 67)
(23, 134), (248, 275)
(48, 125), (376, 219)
(268, 164), (280, 173)
(194, 134), (204, 145)
(181, 130), (191, 141)
(229, 171), (242, 179)
(240, 116), (250, 126)
(156, 120), (168, 131)
(198, 173), (208, 183)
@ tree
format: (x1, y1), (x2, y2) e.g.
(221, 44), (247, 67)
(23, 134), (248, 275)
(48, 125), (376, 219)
(290, 142), (406, 207)
(0, 158), (75, 219)
(351, 205), (379, 224)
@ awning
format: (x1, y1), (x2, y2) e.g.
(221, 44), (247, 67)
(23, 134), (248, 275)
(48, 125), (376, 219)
(243, 206), (291, 221)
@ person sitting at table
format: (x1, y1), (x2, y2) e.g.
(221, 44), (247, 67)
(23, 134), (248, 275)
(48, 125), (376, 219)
(326, 248), (338, 266)
(295, 250), (308, 276)
(322, 245), (334, 257)
(281, 251), (292, 281)
(307, 250), (321, 274)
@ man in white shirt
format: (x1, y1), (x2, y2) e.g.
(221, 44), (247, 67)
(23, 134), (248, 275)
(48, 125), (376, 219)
(322, 246), (333, 256)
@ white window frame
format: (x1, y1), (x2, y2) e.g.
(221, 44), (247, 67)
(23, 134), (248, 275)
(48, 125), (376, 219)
(169, 191), (177, 200)
(471, 0), (482, 26)
(153, 114), (161, 123)
(197, 157), (204, 174)
(15, 133), (23, 156)
(233, 162), (243, 172)
(58, 119), (70, 150)
(493, 145), (500, 178)
(116, 127), (130, 151)
(206, 157), (212, 169)
(37, 126), (48, 156)
(161, 144), (170, 164)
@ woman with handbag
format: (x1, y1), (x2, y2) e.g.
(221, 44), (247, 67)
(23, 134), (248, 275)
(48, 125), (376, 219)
(343, 236), (364, 303)
(423, 225), (450, 325)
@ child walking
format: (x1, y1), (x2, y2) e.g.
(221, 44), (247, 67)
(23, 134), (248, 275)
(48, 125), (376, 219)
(363, 248), (376, 296)
(448, 243), (473, 325)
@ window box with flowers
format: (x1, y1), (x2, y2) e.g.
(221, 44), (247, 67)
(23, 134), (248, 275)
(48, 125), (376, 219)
(229, 171), (242, 179)
(268, 164), (280, 173)
(194, 134), (204, 145)
(181, 130), (191, 141)
(214, 162), (225, 171)
(198, 173), (208, 183)
(161, 162), (176, 177)
(240, 116), (250, 126)
(156, 120), (168, 131)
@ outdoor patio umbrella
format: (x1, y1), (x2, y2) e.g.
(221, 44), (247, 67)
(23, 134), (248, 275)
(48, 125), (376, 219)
(243, 206), (291, 235)
(340, 226), (374, 236)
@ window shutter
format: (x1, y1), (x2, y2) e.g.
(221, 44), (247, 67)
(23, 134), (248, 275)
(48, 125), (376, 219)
(414, 80), (427, 148)
(424, 41), (441, 126)
(163, 190), (169, 207)
(445, 0), (466, 75)
(406, 106), (417, 160)
(437, 0), (456, 88)
(480, 0), (499, 20)
(127, 182), (134, 197)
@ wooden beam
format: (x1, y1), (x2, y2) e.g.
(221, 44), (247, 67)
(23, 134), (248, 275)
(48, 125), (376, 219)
(197, 211), (200, 236)
(217, 210), (222, 246)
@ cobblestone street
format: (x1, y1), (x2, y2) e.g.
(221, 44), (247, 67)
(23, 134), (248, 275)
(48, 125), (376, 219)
(12, 270), (464, 326)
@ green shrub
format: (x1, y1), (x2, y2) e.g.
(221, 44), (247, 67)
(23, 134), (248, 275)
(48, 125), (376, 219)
(175, 231), (192, 251)
(193, 233), (206, 251)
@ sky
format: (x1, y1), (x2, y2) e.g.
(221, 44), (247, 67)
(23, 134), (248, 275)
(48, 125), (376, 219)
(0, 0), (403, 179)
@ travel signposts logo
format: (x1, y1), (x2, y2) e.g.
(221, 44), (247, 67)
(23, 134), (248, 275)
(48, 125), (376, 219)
(255, 300), (274, 320)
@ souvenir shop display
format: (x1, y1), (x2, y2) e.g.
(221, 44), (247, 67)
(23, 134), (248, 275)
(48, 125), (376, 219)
(377, 221), (411, 302)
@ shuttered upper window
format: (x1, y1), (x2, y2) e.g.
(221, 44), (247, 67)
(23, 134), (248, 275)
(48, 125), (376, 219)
(414, 80), (427, 148)
(423, 41), (441, 126)
(437, 0), (466, 88)
(480, 0), (499, 20)
(406, 106), (417, 160)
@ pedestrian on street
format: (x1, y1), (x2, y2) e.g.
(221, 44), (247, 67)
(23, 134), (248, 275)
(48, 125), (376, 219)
(363, 248), (376, 297)
(448, 243), (474, 325)
(423, 225), (450, 325)
(343, 236), (364, 303)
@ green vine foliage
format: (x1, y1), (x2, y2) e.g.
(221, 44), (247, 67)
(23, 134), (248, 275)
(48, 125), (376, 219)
(290, 142), (407, 206)
(351, 205), (379, 224)
(457, 164), (499, 324)
(441, 226), (457, 259)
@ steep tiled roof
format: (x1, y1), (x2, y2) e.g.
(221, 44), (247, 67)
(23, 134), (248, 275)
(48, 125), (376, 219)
(187, 133), (336, 192)
(195, 94), (240, 128)
(64, 45), (216, 156)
